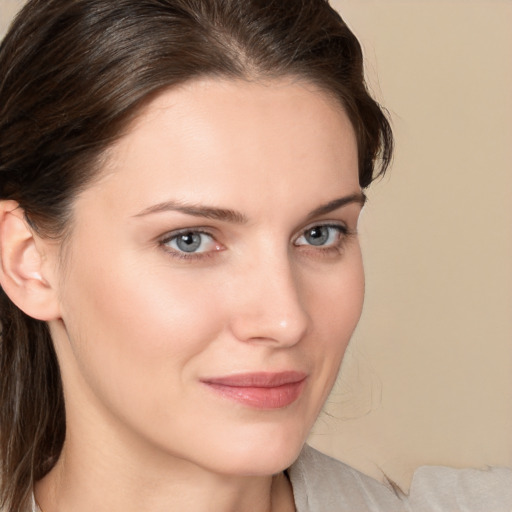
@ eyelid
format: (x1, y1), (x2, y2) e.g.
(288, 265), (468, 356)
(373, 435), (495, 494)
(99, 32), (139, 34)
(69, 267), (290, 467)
(159, 226), (215, 243)
(293, 221), (348, 241)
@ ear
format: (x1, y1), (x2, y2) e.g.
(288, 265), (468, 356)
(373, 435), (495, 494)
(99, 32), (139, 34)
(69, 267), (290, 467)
(0, 200), (61, 321)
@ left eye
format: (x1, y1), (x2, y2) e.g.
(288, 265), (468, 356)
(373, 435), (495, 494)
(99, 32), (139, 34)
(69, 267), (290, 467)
(294, 225), (345, 247)
(163, 231), (218, 254)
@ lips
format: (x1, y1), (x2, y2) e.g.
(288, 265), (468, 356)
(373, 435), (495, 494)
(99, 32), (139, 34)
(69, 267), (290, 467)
(201, 371), (307, 409)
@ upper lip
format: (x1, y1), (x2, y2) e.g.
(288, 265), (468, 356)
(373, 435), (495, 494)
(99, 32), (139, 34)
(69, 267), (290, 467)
(201, 371), (308, 388)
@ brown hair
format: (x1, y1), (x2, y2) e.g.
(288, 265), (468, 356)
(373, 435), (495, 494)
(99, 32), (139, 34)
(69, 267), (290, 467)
(0, 0), (393, 510)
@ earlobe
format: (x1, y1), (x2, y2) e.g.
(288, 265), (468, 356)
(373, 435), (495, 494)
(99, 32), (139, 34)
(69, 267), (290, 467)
(0, 200), (61, 321)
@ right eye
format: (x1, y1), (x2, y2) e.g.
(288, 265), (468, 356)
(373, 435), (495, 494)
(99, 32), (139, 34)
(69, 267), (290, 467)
(161, 230), (222, 256)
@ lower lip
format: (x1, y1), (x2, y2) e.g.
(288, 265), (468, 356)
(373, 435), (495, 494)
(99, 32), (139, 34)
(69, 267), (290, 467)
(203, 380), (306, 409)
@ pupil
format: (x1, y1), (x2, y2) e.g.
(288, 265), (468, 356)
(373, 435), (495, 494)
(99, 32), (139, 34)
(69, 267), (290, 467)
(177, 232), (201, 252)
(306, 227), (328, 246)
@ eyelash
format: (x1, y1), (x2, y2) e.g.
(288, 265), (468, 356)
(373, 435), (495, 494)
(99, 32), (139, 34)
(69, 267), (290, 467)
(158, 223), (352, 261)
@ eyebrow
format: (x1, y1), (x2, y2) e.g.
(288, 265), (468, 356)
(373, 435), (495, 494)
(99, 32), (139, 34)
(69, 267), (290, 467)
(133, 192), (366, 224)
(134, 200), (248, 223)
(305, 192), (367, 220)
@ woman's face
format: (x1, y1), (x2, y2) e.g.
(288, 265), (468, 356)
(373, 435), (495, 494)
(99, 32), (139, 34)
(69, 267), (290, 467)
(49, 78), (364, 476)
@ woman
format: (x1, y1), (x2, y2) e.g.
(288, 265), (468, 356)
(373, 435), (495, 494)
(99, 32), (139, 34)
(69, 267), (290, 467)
(0, 1), (403, 511)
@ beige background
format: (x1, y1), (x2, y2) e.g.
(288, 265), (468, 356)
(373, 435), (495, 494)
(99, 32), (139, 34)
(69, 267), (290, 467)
(1, 0), (511, 491)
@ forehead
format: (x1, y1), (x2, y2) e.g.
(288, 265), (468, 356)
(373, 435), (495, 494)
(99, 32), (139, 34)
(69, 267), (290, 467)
(83, 77), (360, 219)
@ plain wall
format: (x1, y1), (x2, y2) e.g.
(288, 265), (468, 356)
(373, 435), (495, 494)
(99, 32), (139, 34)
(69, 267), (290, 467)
(0, 0), (18, 39)
(1, 0), (511, 492)
(308, 0), (512, 491)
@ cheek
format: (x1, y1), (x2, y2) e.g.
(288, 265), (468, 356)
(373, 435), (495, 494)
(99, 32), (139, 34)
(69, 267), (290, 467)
(66, 243), (219, 340)
(305, 248), (365, 386)
(58, 250), (225, 414)
(309, 246), (364, 335)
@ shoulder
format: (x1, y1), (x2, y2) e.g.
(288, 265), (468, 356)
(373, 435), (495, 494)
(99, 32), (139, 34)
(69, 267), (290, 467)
(288, 444), (406, 512)
(406, 465), (512, 512)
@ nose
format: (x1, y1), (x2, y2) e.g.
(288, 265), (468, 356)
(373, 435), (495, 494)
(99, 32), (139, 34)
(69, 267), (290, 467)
(227, 254), (310, 347)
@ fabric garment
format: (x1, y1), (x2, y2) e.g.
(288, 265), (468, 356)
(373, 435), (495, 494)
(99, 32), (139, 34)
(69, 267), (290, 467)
(288, 444), (405, 511)
(405, 464), (512, 512)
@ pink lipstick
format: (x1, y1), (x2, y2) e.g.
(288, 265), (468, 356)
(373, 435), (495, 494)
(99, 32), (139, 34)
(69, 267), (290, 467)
(201, 371), (307, 409)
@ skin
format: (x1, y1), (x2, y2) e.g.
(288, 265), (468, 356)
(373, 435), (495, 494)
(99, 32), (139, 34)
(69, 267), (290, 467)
(31, 77), (365, 512)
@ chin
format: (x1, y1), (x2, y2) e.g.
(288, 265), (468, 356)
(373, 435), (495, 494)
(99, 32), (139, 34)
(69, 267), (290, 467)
(199, 424), (308, 477)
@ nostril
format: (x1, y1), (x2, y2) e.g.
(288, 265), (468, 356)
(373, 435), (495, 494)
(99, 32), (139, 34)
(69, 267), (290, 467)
(228, 302), (310, 347)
